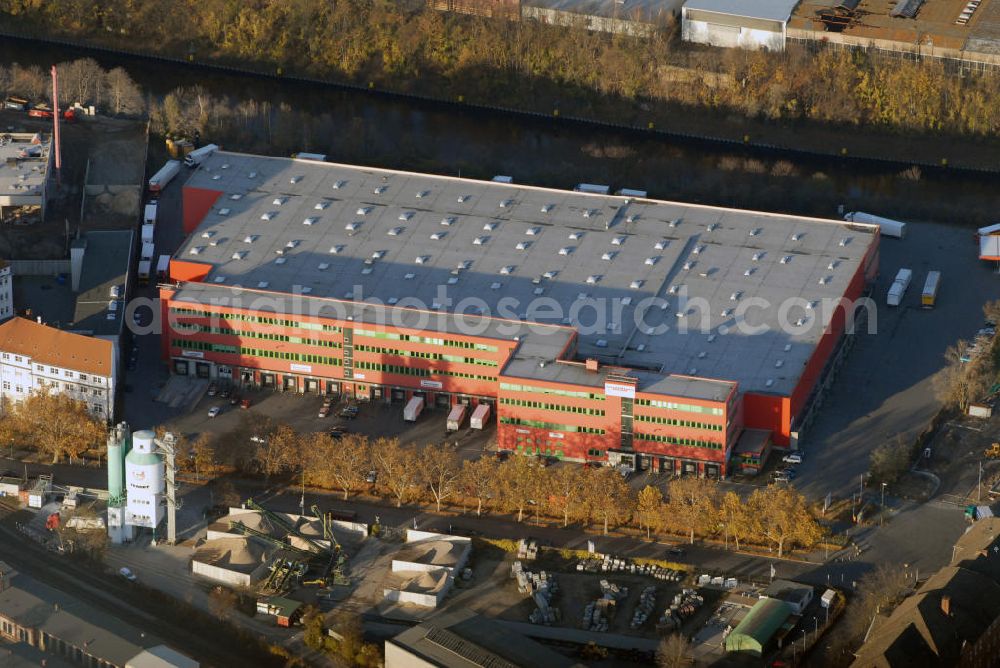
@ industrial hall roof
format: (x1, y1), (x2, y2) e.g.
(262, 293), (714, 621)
(682, 0), (801, 22)
(0, 316), (114, 377)
(177, 152), (878, 397)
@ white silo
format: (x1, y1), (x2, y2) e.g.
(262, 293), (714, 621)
(125, 429), (165, 529)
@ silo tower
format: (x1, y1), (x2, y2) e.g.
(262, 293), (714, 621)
(125, 429), (165, 531)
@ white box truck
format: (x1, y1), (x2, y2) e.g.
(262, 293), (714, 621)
(141, 241), (155, 261)
(844, 211), (907, 239)
(886, 268), (912, 306)
(403, 396), (424, 422)
(470, 404), (491, 430)
(143, 201), (158, 225)
(921, 270), (941, 308)
(138, 260), (151, 285)
(148, 160), (181, 192)
(156, 255), (170, 280)
(446, 405), (467, 432)
(184, 143), (219, 167)
(141, 224), (154, 244)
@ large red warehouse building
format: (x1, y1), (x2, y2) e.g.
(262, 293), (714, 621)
(163, 152), (879, 477)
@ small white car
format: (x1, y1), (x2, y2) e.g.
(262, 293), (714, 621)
(119, 567), (137, 582)
(207, 406), (222, 418)
(782, 453), (803, 464)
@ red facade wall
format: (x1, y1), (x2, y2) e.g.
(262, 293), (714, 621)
(182, 186), (223, 235)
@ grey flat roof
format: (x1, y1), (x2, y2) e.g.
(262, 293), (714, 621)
(72, 230), (134, 336)
(389, 609), (581, 668)
(682, 0), (800, 22)
(0, 133), (49, 199)
(523, 0), (679, 21)
(178, 152), (877, 397)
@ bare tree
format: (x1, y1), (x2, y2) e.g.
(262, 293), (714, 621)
(252, 423), (298, 481)
(307, 433), (370, 500)
(657, 634), (691, 668)
(418, 443), (462, 512)
(104, 66), (145, 115)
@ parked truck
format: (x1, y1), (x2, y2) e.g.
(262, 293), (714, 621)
(403, 396), (424, 422)
(141, 242), (155, 261)
(921, 270), (941, 308)
(886, 268), (912, 307)
(184, 143), (219, 167)
(143, 201), (157, 225)
(446, 405), (467, 432)
(141, 224), (155, 244)
(138, 260), (151, 285)
(470, 403), (491, 430)
(148, 160), (181, 193)
(844, 211), (907, 239)
(292, 152), (327, 162)
(156, 255), (170, 280)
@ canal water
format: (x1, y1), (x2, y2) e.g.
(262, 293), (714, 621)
(2, 37), (998, 225)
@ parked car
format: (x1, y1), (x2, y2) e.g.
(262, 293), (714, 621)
(249, 434), (267, 444)
(773, 473), (791, 483)
(220, 386), (231, 399)
(494, 450), (509, 462)
(782, 453), (803, 464)
(339, 405), (359, 419)
(365, 470), (377, 484)
(207, 383), (218, 397)
(328, 427), (347, 439)
(583, 461), (602, 469)
(666, 546), (686, 557)
(318, 405), (331, 418)
(119, 567), (137, 582)
(240, 398), (252, 409)
(229, 393), (241, 406)
(207, 406), (222, 418)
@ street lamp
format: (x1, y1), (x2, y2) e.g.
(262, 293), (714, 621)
(881, 482), (888, 525)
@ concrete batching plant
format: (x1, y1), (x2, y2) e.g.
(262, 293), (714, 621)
(106, 423), (178, 545)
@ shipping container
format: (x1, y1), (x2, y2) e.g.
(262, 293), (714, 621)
(148, 160), (181, 192)
(575, 183), (611, 195)
(184, 144), (219, 167)
(141, 224), (155, 244)
(141, 241), (155, 261)
(292, 152), (327, 162)
(921, 270), (941, 308)
(403, 396), (425, 422)
(446, 405), (467, 432)
(138, 260), (151, 285)
(886, 268), (912, 307)
(470, 403), (491, 429)
(156, 255), (171, 279)
(143, 202), (158, 225)
(844, 211), (907, 239)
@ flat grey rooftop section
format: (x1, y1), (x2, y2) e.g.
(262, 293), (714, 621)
(682, 0), (800, 22)
(523, 0), (679, 21)
(72, 229), (134, 337)
(177, 152), (878, 397)
(0, 132), (49, 199)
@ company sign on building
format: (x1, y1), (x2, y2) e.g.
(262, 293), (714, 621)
(604, 381), (636, 399)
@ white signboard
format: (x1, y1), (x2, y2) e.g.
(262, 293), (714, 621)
(604, 381), (636, 399)
(420, 379), (444, 389)
(548, 432), (564, 439)
(290, 363), (312, 373)
(354, 373), (366, 380)
(181, 350), (204, 359)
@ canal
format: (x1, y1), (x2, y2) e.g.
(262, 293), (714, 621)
(1, 37), (998, 225)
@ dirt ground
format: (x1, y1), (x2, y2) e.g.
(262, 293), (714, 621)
(924, 411), (1000, 504)
(0, 110), (146, 259)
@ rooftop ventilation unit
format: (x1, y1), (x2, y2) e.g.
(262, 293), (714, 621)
(483, 222), (498, 231)
(541, 204), (554, 213)
(373, 185), (388, 195)
(285, 240), (300, 249)
(828, 260), (839, 270)
(744, 267), (755, 276)
(430, 232), (446, 241)
(765, 379), (774, 388)
(474, 236), (488, 245)
(275, 249), (285, 256)
(602, 251), (616, 261)
(840, 237), (851, 246)
(303, 217), (319, 226)
(273, 197), (287, 206)
(387, 297), (399, 305)
(731, 291), (743, 301)
(707, 223), (719, 232)
(791, 233), (802, 241)
(775, 360), (784, 368)
(693, 245), (706, 254)
(721, 308), (734, 317)
(202, 230), (215, 238)
(457, 194), (470, 203)
(330, 245), (345, 254)
(749, 228), (761, 236)
(416, 190), (429, 198)
(684, 261), (695, 270)
(596, 339), (608, 348)
(583, 209), (599, 218)
(752, 252), (763, 261)
(257, 281), (270, 288)
(318, 262), (330, 270)
(499, 198), (513, 208)
(300, 287), (312, 294)
(516, 241), (530, 250)
(622, 297), (633, 305)
(261, 211), (277, 221)
(784, 344), (792, 352)
(807, 300), (818, 309)
(218, 208), (230, 216)
(399, 211), (414, 221)
(543, 270), (558, 279)
(533, 287), (545, 295)
(559, 246), (573, 255)
(387, 227), (404, 236)
(345, 222), (361, 232)
(689, 368), (697, 375)
(781, 255), (792, 264)
(189, 246), (204, 255)
(404, 273), (415, 280)
(526, 227), (541, 236)
(274, 257), (287, 265)
(356, 206), (372, 216)
(612, 236), (625, 245)
(248, 172), (257, 179)
(415, 255), (430, 264)
(669, 219), (681, 228)
(500, 265), (515, 275)
(332, 180), (346, 189)
(630, 280), (644, 289)
(654, 240), (668, 250)
(707, 334), (716, 343)
(455, 260), (472, 271)
(441, 216), (456, 226)
(819, 276), (830, 285)
(290, 175), (303, 184)
(372, 250), (386, 259)
(636, 344), (646, 352)
(314, 201), (330, 210)
(232, 251), (247, 260)
(491, 282), (502, 290)
(626, 214), (639, 223)
(229, 193), (242, 200)
(795, 317), (807, 327)
(243, 235), (258, 243)
(448, 277), (459, 285)
(578, 292), (589, 300)
(668, 284), (681, 295)
(568, 231), (584, 240)
(212, 174), (221, 181)
(586, 275), (601, 284)
(698, 351), (707, 359)
(645, 257), (658, 266)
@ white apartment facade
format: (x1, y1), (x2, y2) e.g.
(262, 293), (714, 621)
(0, 317), (115, 419)
(0, 263), (12, 322)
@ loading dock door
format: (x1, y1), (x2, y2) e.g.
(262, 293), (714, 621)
(304, 378), (319, 393)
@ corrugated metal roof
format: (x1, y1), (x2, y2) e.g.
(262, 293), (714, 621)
(683, 0), (800, 22)
(726, 598), (792, 651)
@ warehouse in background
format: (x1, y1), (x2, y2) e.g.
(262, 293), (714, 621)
(682, 0), (800, 50)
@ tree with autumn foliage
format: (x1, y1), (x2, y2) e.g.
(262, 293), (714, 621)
(2, 391), (106, 463)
